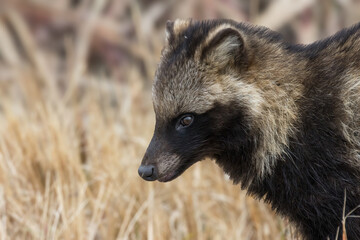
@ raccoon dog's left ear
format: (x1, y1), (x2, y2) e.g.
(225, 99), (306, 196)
(165, 19), (192, 47)
(200, 27), (246, 68)
(165, 20), (175, 46)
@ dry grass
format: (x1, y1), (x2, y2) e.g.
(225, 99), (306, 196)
(0, 0), (359, 239)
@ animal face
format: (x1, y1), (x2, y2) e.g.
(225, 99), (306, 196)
(138, 19), (251, 181)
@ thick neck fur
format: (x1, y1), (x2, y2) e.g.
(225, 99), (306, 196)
(217, 24), (360, 240)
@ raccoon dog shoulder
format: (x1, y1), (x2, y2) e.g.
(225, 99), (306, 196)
(138, 19), (360, 240)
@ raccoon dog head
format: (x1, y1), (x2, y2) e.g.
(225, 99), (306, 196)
(138, 19), (256, 182)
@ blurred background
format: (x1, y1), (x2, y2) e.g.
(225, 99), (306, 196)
(0, 0), (359, 239)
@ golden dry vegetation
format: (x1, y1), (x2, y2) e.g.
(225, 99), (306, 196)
(0, 0), (359, 239)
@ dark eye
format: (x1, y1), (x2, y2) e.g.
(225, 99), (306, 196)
(177, 114), (194, 129)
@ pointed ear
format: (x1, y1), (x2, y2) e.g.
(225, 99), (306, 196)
(200, 28), (246, 67)
(165, 20), (175, 46)
(165, 19), (192, 47)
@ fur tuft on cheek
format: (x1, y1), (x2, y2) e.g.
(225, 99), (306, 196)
(157, 152), (181, 176)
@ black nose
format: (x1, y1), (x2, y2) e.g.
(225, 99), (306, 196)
(138, 165), (158, 181)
